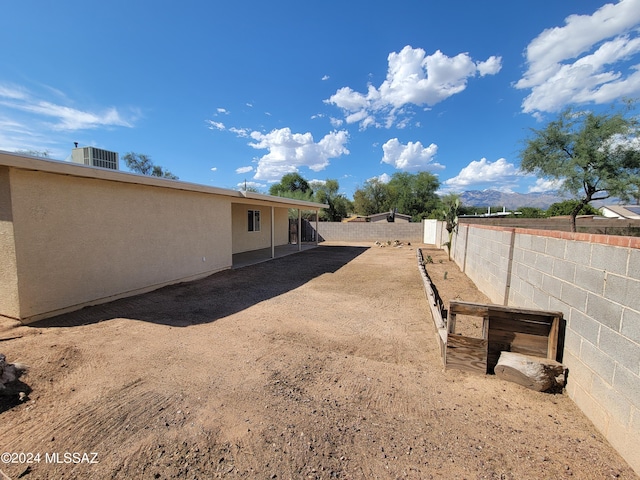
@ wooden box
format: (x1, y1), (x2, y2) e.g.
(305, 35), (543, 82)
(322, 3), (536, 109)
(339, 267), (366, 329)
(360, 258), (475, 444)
(444, 301), (563, 375)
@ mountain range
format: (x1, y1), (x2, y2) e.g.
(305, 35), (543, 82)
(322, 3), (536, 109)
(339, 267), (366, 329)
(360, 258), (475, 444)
(459, 190), (568, 211)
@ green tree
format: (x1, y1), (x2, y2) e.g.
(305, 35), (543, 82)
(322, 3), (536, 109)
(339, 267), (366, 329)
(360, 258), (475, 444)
(268, 173), (318, 220)
(546, 200), (599, 217)
(311, 179), (352, 222)
(352, 178), (390, 216)
(440, 193), (460, 261)
(15, 149), (51, 158)
(269, 172), (312, 198)
(352, 172), (440, 220)
(520, 102), (640, 232)
(456, 205), (489, 216)
(386, 172), (440, 221)
(516, 207), (546, 218)
(122, 152), (178, 179)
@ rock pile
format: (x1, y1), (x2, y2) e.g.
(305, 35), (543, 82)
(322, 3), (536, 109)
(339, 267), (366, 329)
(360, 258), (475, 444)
(0, 353), (29, 399)
(374, 240), (411, 248)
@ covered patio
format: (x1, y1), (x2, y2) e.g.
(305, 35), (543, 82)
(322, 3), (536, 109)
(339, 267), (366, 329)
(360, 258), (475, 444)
(232, 243), (319, 269)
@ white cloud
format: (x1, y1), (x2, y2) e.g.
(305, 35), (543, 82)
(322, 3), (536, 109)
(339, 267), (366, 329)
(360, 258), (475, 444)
(0, 116), (58, 154)
(325, 45), (502, 129)
(527, 177), (565, 193)
(248, 127), (349, 181)
(237, 180), (266, 190)
(208, 121), (251, 138)
(376, 173), (392, 184)
(322, 75), (330, 81)
(476, 56), (503, 76)
(380, 48), (477, 106)
(229, 126), (250, 137)
(329, 117), (343, 127)
(516, 0), (640, 114)
(1, 98), (132, 131)
(443, 157), (522, 191)
(0, 82), (135, 154)
(210, 167), (217, 172)
(206, 120), (225, 130)
(381, 138), (443, 171)
(216, 107), (229, 114)
(236, 166), (253, 174)
(0, 84), (28, 101)
(0, 83), (134, 131)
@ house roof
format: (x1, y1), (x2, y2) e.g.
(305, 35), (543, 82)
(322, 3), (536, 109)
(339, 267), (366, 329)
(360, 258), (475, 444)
(368, 212), (412, 221)
(601, 205), (640, 219)
(0, 150), (328, 211)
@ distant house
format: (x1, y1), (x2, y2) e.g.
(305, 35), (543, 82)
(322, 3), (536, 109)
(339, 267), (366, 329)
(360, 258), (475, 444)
(0, 151), (326, 323)
(600, 205), (640, 220)
(367, 211), (412, 223)
(342, 215), (367, 223)
(343, 212), (412, 223)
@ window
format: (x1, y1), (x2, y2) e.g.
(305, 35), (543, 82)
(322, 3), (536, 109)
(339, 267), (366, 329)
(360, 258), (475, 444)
(248, 209), (261, 232)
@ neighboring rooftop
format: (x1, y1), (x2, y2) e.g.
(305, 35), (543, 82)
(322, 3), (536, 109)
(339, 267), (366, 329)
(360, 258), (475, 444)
(600, 205), (640, 220)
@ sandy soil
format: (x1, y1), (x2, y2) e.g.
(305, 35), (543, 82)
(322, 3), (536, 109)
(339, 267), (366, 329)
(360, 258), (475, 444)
(0, 242), (636, 479)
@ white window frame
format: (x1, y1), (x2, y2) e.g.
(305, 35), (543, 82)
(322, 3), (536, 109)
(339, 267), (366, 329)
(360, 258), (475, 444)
(248, 209), (261, 232)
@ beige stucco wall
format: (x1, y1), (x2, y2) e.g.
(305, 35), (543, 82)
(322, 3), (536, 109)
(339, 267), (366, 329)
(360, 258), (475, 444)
(273, 208), (290, 246)
(231, 203), (291, 254)
(6, 167), (232, 322)
(0, 151), (326, 323)
(0, 167), (20, 318)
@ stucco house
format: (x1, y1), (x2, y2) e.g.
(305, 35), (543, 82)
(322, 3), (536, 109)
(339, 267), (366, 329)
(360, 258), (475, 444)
(342, 212), (412, 223)
(0, 151), (326, 324)
(600, 204), (640, 219)
(367, 211), (412, 223)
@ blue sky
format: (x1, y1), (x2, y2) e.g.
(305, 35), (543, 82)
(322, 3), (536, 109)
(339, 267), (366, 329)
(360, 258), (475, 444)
(2, 0), (640, 198)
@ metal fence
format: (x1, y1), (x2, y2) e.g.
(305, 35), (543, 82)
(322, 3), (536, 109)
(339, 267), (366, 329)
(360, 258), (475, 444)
(289, 219), (317, 243)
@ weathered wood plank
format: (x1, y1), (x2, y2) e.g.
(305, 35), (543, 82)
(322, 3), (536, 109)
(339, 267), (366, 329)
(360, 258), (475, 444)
(488, 315), (553, 337)
(438, 328), (447, 364)
(450, 300), (561, 318)
(488, 331), (549, 352)
(449, 301), (489, 317)
(448, 311), (456, 334)
(547, 316), (560, 361)
(445, 334), (488, 374)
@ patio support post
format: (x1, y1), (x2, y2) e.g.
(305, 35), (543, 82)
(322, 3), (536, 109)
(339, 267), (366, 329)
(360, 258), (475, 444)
(315, 209), (319, 245)
(270, 206), (275, 259)
(298, 208), (302, 251)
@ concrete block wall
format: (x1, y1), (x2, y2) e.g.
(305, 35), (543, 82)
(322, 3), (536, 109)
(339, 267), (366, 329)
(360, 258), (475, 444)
(451, 222), (467, 263)
(445, 222), (640, 475)
(316, 221), (423, 243)
(453, 224), (515, 305)
(507, 229), (640, 472)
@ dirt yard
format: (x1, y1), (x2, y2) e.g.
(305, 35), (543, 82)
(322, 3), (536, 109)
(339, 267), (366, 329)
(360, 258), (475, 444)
(0, 242), (636, 479)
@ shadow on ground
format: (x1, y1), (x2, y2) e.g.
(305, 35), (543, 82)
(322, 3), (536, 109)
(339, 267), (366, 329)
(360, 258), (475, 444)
(0, 382), (31, 414)
(31, 245), (368, 329)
